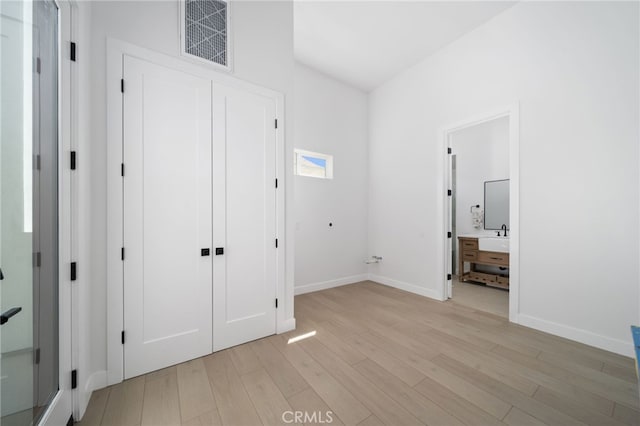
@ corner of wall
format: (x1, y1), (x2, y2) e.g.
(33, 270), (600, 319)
(294, 274), (369, 296)
(368, 274), (443, 301)
(77, 370), (107, 420)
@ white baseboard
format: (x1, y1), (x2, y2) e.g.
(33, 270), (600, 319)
(278, 317), (296, 334)
(368, 274), (442, 301)
(294, 274), (369, 295)
(85, 369), (108, 392)
(78, 370), (107, 420)
(517, 314), (633, 358)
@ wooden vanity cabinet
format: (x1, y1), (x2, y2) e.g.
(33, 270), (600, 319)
(457, 237), (509, 290)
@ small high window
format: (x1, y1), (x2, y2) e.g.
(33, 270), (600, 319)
(294, 149), (333, 179)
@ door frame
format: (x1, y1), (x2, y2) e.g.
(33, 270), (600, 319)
(105, 39), (290, 386)
(37, 0), (75, 425)
(438, 103), (520, 323)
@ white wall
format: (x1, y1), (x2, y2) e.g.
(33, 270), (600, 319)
(452, 116), (509, 238)
(368, 1), (639, 355)
(294, 63), (369, 294)
(77, 0), (293, 416)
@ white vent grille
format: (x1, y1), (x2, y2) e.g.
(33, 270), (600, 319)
(184, 0), (228, 67)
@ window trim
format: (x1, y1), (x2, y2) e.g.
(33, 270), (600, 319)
(179, 0), (233, 73)
(294, 149), (334, 179)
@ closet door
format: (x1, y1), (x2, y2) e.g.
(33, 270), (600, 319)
(212, 83), (277, 351)
(123, 56), (213, 378)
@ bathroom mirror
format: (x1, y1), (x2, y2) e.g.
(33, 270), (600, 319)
(484, 179), (509, 230)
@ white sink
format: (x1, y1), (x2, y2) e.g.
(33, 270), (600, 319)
(479, 237), (510, 253)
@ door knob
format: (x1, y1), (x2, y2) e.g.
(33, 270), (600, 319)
(1, 307), (22, 325)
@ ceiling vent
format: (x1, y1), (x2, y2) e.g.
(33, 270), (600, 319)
(181, 0), (231, 70)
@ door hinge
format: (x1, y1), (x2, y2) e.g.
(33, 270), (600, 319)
(70, 151), (77, 170)
(34, 348), (40, 365)
(275, 298), (278, 308)
(36, 57), (41, 74)
(275, 178), (278, 188)
(274, 119), (278, 129)
(447, 147), (452, 154)
(34, 154), (41, 170)
(121, 247), (125, 261)
(33, 252), (41, 268)
(70, 262), (77, 281)
(70, 42), (76, 62)
(71, 369), (77, 389)
(121, 331), (125, 344)
(447, 274), (452, 280)
(121, 163), (125, 177)
(275, 239), (278, 248)
(447, 189), (452, 196)
(447, 232), (452, 238)
(120, 79), (124, 93)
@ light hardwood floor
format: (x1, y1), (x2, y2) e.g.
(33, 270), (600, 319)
(79, 281), (639, 426)
(452, 277), (509, 318)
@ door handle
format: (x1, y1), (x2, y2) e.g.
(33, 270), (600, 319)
(1, 307), (22, 325)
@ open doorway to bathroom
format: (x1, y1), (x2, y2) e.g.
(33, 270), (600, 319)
(446, 114), (512, 318)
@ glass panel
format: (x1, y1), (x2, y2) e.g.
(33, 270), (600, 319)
(0, 1), (58, 424)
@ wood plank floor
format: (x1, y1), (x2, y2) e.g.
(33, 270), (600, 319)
(452, 278), (508, 318)
(79, 281), (639, 426)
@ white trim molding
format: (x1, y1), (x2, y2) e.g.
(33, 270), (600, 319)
(368, 274), (442, 300)
(294, 274), (369, 295)
(518, 314), (634, 358)
(40, 0), (75, 424)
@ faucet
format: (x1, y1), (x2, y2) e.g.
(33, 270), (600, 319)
(501, 224), (508, 237)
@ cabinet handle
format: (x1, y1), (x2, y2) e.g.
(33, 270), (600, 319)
(490, 257), (502, 260)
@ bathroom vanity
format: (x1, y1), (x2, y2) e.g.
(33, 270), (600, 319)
(458, 236), (509, 290)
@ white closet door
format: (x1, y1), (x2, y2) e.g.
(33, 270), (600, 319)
(212, 83), (277, 351)
(123, 56), (213, 378)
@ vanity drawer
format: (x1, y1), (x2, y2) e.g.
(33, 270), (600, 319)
(460, 240), (478, 250)
(468, 271), (497, 284)
(462, 251), (477, 261)
(477, 251), (509, 265)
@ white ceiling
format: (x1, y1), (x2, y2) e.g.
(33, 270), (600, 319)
(294, 1), (516, 91)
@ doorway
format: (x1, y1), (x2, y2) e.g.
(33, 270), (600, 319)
(450, 117), (509, 316)
(1, 1), (61, 424)
(441, 106), (520, 322)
